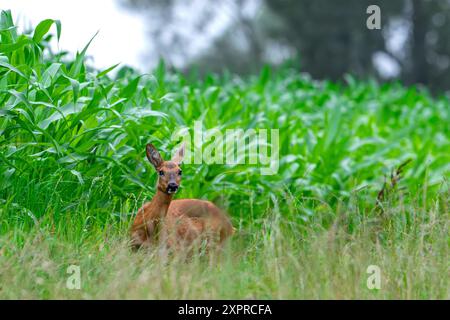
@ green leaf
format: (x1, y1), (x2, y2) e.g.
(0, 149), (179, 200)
(69, 31), (98, 77)
(97, 63), (120, 79)
(0, 37), (32, 54)
(38, 103), (84, 130)
(33, 19), (61, 43)
(0, 60), (26, 78)
(41, 63), (62, 88)
(120, 76), (140, 99)
(259, 64), (271, 88)
(70, 169), (85, 185)
(0, 10), (17, 41)
(58, 153), (88, 164)
(62, 75), (80, 102)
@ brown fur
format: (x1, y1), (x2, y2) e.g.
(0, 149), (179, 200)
(130, 144), (234, 251)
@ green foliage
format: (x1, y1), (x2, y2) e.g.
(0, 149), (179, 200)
(1, 11), (448, 222)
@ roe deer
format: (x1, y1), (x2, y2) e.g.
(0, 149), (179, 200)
(130, 143), (234, 251)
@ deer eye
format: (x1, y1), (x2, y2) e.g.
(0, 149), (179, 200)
(178, 170), (182, 176)
(159, 170), (164, 176)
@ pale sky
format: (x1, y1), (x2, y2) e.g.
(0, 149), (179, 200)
(2, 0), (148, 71)
(1, 0), (400, 78)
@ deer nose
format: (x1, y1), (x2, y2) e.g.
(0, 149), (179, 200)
(167, 182), (178, 193)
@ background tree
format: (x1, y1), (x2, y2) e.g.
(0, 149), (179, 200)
(122, 0), (450, 92)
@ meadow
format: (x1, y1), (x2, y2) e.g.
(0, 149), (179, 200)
(0, 11), (448, 299)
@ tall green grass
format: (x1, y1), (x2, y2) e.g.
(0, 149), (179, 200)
(0, 186), (448, 299)
(0, 11), (449, 299)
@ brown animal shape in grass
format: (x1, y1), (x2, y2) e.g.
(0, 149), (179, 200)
(130, 143), (234, 252)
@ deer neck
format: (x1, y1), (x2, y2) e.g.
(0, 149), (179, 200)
(149, 189), (172, 219)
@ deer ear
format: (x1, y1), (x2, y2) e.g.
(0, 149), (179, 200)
(171, 142), (185, 165)
(146, 144), (163, 169)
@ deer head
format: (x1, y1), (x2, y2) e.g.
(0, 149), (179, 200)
(146, 143), (185, 194)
